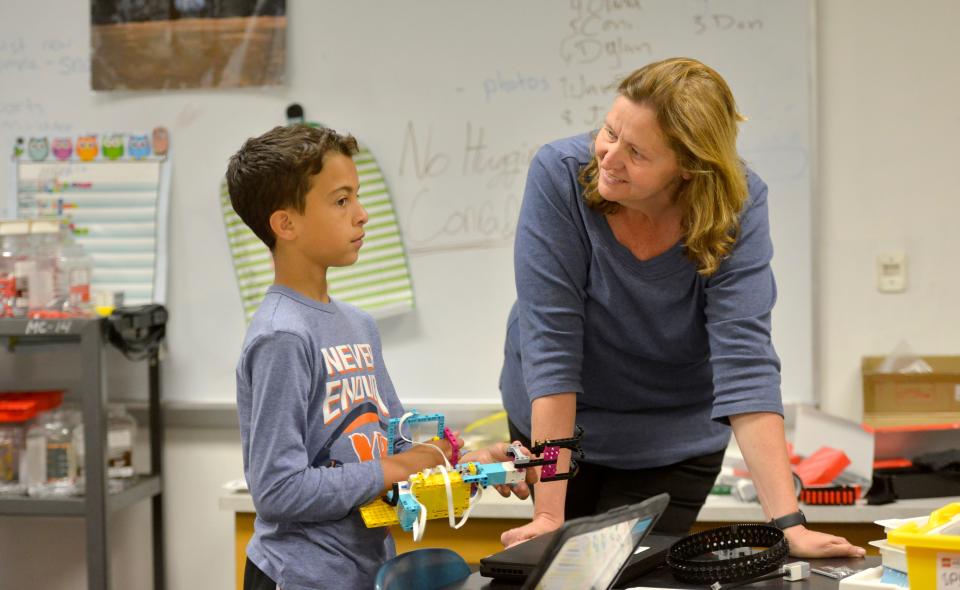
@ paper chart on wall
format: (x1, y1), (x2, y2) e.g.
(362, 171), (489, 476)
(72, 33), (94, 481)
(12, 131), (171, 306)
(220, 134), (414, 322)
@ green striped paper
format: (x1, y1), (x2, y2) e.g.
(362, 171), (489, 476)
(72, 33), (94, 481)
(220, 144), (415, 322)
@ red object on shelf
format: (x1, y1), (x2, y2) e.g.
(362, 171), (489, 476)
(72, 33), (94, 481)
(793, 446), (851, 486)
(800, 484), (862, 505)
(0, 399), (40, 422)
(0, 390), (64, 412)
(873, 457), (913, 469)
(786, 442), (802, 465)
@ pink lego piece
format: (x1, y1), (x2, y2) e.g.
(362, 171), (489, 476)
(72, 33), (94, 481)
(443, 426), (459, 465)
(540, 446), (560, 479)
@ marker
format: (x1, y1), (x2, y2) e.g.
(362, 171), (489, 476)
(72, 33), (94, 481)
(286, 103), (304, 126)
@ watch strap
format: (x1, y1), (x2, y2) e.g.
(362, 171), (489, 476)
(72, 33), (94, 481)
(769, 510), (806, 530)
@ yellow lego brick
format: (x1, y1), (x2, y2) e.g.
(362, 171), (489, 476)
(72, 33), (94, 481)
(409, 470), (471, 520)
(360, 498), (400, 528)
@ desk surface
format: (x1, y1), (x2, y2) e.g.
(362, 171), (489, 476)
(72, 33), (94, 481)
(447, 557), (881, 589)
(220, 489), (960, 523)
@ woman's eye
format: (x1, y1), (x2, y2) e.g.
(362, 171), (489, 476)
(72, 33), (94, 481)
(337, 198), (348, 207)
(605, 128), (616, 140)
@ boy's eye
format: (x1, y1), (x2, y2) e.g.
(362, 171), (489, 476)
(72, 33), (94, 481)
(336, 197), (348, 207)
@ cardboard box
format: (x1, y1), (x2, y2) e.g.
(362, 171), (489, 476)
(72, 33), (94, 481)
(862, 356), (960, 427)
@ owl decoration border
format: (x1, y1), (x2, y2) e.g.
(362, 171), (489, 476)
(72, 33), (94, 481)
(13, 127), (170, 163)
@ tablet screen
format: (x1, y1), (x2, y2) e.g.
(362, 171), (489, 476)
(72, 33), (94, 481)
(534, 516), (654, 590)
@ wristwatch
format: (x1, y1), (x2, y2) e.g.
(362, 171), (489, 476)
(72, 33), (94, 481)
(769, 510), (807, 530)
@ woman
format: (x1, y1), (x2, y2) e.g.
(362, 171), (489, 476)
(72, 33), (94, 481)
(499, 57), (863, 558)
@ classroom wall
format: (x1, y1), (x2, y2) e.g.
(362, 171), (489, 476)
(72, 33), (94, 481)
(2, 1), (960, 589)
(815, 0), (960, 419)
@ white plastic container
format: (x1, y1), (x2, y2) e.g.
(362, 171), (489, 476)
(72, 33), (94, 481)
(868, 539), (907, 574)
(839, 566), (904, 589)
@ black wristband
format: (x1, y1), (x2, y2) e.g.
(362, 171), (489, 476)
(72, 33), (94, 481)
(769, 510), (806, 530)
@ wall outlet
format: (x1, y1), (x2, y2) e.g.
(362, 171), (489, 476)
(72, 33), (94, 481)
(877, 252), (906, 293)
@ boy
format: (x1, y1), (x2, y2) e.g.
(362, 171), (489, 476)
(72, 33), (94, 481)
(227, 125), (532, 590)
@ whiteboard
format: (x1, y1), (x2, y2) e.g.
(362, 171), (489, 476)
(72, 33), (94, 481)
(0, 0), (815, 407)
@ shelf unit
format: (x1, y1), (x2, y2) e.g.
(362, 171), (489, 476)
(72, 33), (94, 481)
(0, 317), (165, 590)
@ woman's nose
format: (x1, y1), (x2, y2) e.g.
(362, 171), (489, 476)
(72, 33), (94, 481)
(600, 144), (621, 169)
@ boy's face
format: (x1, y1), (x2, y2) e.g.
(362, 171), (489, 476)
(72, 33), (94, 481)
(290, 152), (367, 268)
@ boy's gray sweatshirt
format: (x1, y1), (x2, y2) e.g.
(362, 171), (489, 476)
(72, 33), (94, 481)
(237, 285), (406, 590)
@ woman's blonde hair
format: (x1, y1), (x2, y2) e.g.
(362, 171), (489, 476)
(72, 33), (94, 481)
(579, 57), (748, 276)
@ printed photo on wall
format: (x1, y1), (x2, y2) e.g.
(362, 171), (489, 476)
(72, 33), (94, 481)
(90, 0), (286, 90)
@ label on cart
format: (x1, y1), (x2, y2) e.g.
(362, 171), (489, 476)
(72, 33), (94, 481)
(937, 553), (960, 589)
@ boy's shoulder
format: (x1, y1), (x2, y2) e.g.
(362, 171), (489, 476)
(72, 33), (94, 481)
(243, 287), (378, 349)
(248, 287), (304, 328)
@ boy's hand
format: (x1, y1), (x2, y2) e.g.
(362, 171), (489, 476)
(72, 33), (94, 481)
(381, 433), (463, 490)
(416, 430), (463, 464)
(461, 441), (539, 499)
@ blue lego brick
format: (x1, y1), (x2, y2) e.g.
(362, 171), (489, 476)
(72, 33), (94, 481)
(386, 410), (446, 455)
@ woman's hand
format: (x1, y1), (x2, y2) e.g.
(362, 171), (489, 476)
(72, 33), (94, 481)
(462, 441), (539, 499)
(784, 526), (866, 558)
(501, 513), (564, 548)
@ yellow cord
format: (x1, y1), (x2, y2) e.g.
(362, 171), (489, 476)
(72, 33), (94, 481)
(463, 410), (507, 433)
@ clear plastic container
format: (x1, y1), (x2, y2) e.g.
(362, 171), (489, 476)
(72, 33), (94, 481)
(0, 423), (26, 495)
(26, 408), (80, 497)
(107, 404), (136, 478)
(0, 221), (30, 317)
(27, 219), (62, 317)
(0, 221), (32, 318)
(61, 241), (94, 317)
(51, 230), (95, 317)
(23, 413), (48, 490)
(0, 393), (59, 494)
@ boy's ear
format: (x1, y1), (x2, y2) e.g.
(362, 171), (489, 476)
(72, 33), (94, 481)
(269, 209), (297, 243)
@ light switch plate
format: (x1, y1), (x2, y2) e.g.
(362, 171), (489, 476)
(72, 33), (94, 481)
(877, 252), (906, 293)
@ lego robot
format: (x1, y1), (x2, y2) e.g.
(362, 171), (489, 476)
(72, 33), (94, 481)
(359, 411), (584, 541)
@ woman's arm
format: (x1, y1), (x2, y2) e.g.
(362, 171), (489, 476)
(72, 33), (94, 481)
(501, 139), (597, 545)
(731, 412), (865, 558)
(710, 174), (862, 557)
(500, 392), (577, 547)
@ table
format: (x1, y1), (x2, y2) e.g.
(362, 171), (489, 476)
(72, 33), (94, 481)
(220, 490), (955, 590)
(445, 557), (881, 589)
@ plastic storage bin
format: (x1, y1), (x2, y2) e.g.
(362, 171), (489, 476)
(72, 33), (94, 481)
(888, 502), (960, 589)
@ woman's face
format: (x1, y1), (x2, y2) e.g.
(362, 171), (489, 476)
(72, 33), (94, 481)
(594, 96), (689, 211)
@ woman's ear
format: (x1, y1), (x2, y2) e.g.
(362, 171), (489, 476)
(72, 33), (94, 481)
(680, 169), (692, 181)
(269, 209), (297, 244)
